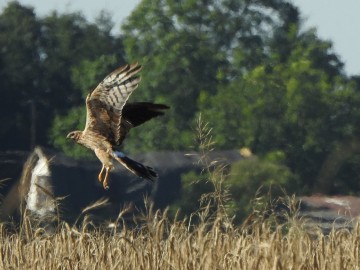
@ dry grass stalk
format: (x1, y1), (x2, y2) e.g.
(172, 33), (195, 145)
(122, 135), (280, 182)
(191, 114), (232, 228)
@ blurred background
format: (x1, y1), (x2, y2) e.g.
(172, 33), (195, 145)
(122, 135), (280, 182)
(0, 0), (359, 221)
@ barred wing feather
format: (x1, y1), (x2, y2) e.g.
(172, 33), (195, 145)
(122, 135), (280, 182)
(84, 63), (142, 145)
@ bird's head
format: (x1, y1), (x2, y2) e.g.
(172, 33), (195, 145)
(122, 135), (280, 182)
(66, 131), (82, 142)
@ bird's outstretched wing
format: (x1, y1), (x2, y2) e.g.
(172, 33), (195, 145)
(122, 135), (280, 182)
(84, 63), (142, 145)
(117, 102), (170, 145)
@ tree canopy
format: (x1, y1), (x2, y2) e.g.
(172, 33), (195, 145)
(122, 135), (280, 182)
(0, 2), (124, 151)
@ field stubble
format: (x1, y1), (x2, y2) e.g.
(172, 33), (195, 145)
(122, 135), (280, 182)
(0, 212), (360, 269)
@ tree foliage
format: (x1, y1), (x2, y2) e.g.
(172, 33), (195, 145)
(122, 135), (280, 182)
(120, 0), (360, 195)
(227, 154), (300, 223)
(202, 26), (359, 191)
(120, 0), (292, 152)
(0, 2), (124, 151)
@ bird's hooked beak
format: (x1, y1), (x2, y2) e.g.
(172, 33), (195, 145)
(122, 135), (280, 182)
(67, 131), (82, 141)
(66, 132), (77, 140)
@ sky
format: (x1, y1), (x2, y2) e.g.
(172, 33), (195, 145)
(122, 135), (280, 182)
(0, 0), (359, 76)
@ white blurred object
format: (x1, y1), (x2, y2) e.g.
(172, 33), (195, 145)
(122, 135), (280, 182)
(26, 147), (55, 217)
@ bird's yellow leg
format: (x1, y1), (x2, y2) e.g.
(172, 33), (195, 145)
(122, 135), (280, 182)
(103, 167), (111, 190)
(98, 165), (105, 182)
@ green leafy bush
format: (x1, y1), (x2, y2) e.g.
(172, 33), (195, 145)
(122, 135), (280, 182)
(226, 152), (300, 223)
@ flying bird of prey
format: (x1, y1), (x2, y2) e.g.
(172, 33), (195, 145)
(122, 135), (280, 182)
(66, 63), (169, 190)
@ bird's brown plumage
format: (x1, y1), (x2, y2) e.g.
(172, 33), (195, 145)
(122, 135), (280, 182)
(66, 63), (169, 189)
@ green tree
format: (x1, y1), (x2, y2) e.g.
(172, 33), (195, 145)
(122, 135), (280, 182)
(227, 153), (299, 223)
(0, 2), (41, 149)
(201, 7), (359, 193)
(0, 2), (124, 151)
(121, 0), (294, 152)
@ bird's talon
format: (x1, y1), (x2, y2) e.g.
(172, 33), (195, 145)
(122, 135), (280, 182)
(103, 182), (109, 190)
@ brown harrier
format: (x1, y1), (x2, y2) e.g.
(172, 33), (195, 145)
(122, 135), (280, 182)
(66, 63), (168, 190)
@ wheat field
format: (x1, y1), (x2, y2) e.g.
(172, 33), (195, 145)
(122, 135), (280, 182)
(0, 210), (359, 270)
(1, 119), (359, 269)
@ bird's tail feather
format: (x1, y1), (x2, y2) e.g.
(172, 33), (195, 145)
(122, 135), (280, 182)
(112, 151), (158, 182)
